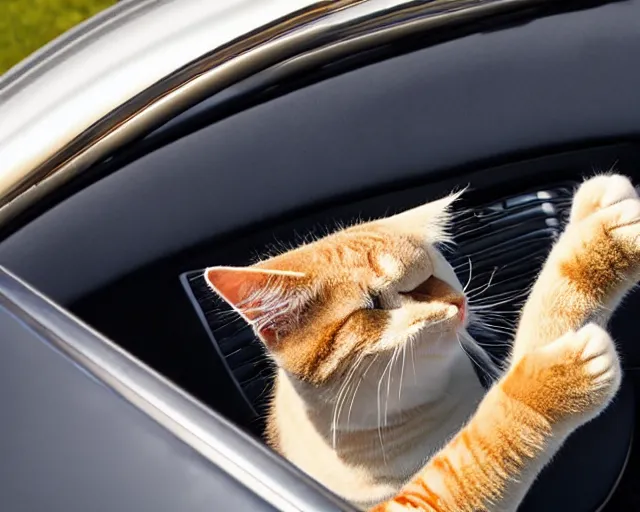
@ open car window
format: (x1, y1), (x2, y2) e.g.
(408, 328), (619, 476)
(0, 1), (638, 510)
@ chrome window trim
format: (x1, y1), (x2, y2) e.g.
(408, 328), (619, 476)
(0, 266), (355, 512)
(0, 0), (574, 227)
(0, 0), (356, 208)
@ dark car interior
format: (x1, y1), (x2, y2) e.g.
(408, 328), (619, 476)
(1, 0), (640, 510)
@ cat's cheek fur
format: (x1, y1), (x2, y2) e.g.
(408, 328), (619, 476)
(374, 306), (459, 353)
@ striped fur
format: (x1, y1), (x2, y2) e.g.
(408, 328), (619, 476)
(206, 174), (639, 511)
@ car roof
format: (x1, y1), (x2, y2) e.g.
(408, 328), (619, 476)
(0, 0), (325, 192)
(0, 0), (559, 225)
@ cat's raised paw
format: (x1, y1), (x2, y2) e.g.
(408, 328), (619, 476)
(504, 323), (621, 423)
(542, 323), (620, 421)
(564, 323), (621, 401)
(570, 174), (638, 224)
(560, 174), (640, 288)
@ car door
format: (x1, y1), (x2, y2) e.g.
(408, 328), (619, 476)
(0, 266), (353, 512)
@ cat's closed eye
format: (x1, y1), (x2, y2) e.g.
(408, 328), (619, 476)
(369, 294), (384, 310)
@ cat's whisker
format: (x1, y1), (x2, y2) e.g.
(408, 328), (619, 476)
(463, 257), (474, 293)
(468, 295), (526, 310)
(474, 320), (515, 336)
(399, 343), (407, 401)
(457, 333), (484, 377)
(452, 260), (471, 271)
(475, 335), (513, 347)
(476, 340), (513, 348)
(377, 363), (389, 464)
(474, 327), (511, 339)
(469, 288), (530, 306)
(473, 307), (517, 316)
(346, 376), (365, 432)
(474, 323), (514, 333)
(347, 354), (378, 430)
(472, 313), (516, 325)
(465, 267), (498, 299)
(384, 347), (398, 428)
(381, 349), (397, 429)
(332, 364), (355, 445)
(478, 288), (531, 303)
(339, 355), (365, 429)
(410, 338), (418, 385)
(472, 324), (515, 339)
(479, 319), (515, 331)
(457, 331), (500, 381)
(332, 353), (366, 448)
(469, 310), (515, 317)
(437, 238), (458, 253)
(470, 305), (519, 314)
(207, 307), (241, 320)
(476, 329), (514, 341)
(468, 287), (528, 304)
(208, 315), (247, 332)
(477, 319), (517, 327)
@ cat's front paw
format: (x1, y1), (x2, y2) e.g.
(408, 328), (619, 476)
(569, 174), (638, 225)
(550, 323), (622, 420)
(503, 323), (621, 423)
(558, 174), (640, 297)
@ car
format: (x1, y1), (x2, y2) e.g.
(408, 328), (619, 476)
(0, 0), (638, 510)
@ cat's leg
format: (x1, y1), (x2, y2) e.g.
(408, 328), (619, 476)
(486, 174), (638, 509)
(372, 175), (633, 512)
(371, 323), (620, 512)
(511, 173), (640, 362)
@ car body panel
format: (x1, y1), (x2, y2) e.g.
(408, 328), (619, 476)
(0, 267), (353, 512)
(0, 0), (572, 227)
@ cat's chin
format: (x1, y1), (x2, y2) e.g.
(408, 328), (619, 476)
(400, 329), (465, 365)
(410, 307), (468, 343)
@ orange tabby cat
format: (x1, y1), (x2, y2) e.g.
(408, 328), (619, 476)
(206, 174), (639, 511)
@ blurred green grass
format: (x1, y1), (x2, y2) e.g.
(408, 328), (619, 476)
(0, 0), (117, 74)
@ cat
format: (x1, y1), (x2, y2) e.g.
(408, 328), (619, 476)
(205, 174), (640, 511)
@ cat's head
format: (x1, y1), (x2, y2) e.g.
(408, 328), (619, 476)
(205, 193), (469, 389)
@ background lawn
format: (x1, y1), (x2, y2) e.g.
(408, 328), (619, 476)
(0, 0), (117, 74)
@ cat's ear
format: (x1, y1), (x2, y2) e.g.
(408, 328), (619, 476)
(204, 266), (310, 346)
(379, 189), (466, 242)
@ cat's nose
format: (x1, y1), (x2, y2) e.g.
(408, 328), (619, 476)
(402, 276), (465, 308)
(456, 297), (467, 322)
(447, 293), (466, 309)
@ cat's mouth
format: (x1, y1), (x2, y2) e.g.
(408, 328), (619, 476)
(400, 275), (467, 322)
